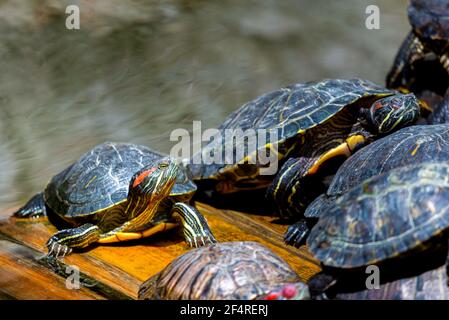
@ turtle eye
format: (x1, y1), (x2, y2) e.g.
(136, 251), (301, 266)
(391, 98), (402, 109)
(158, 162), (169, 169)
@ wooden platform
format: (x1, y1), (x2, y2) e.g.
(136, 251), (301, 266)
(0, 203), (321, 300)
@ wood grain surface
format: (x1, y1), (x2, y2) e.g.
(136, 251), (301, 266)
(0, 202), (320, 300)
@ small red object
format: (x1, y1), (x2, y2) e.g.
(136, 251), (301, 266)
(282, 285), (297, 299)
(264, 292), (280, 300)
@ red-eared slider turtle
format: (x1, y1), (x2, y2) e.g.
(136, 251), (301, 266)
(13, 142), (216, 257)
(387, 0), (449, 96)
(336, 265), (449, 300)
(306, 163), (449, 298)
(187, 78), (421, 219)
(285, 124), (449, 247)
(138, 241), (309, 300)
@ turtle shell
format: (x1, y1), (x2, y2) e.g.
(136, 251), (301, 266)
(44, 142), (196, 218)
(138, 241), (302, 300)
(307, 163), (449, 268)
(189, 78), (393, 180)
(409, 0), (449, 43)
(327, 124), (449, 198)
(306, 124), (449, 219)
(336, 265), (449, 300)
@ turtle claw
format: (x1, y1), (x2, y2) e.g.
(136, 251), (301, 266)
(284, 219), (309, 248)
(46, 238), (72, 258)
(188, 233), (217, 248)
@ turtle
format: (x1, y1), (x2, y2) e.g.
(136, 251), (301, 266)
(336, 265), (449, 300)
(428, 88), (449, 124)
(138, 241), (309, 300)
(13, 142), (216, 257)
(285, 124), (449, 248)
(186, 78), (421, 219)
(305, 162), (449, 298)
(387, 0), (449, 97)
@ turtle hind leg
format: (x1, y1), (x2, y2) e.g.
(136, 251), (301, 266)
(266, 157), (321, 219)
(284, 219), (311, 248)
(171, 202), (217, 247)
(13, 192), (47, 218)
(46, 223), (101, 258)
(308, 272), (337, 300)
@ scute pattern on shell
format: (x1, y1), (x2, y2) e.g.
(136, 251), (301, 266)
(328, 124), (449, 197)
(337, 265), (449, 300)
(409, 0), (449, 40)
(44, 142), (195, 217)
(191, 78), (393, 179)
(139, 242), (300, 300)
(305, 125), (449, 219)
(307, 163), (449, 268)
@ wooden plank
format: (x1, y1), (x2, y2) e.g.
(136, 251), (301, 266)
(0, 212), (141, 298)
(0, 239), (103, 300)
(196, 202), (321, 281)
(0, 203), (320, 299)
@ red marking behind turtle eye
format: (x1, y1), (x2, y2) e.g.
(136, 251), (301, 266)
(374, 102), (383, 110)
(133, 167), (157, 187)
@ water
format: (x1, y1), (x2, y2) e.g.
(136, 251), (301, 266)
(0, 0), (409, 210)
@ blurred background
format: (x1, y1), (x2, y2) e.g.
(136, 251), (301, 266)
(0, 0), (409, 210)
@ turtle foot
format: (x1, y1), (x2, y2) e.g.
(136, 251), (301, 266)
(187, 233), (217, 248)
(284, 219), (309, 248)
(45, 224), (100, 257)
(46, 238), (73, 258)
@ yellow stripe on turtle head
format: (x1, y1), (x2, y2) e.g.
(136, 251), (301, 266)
(419, 100), (433, 113)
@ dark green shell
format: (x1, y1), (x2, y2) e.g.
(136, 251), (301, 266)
(305, 124), (449, 218)
(138, 242), (304, 300)
(189, 78), (394, 180)
(330, 124), (449, 195)
(409, 0), (449, 42)
(307, 163), (449, 268)
(44, 142), (195, 218)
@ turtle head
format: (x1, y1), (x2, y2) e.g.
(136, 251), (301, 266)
(364, 93), (420, 134)
(129, 159), (179, 200)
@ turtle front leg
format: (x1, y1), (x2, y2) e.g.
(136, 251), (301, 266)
(171, 202), (217, 247)
(13, 192), (47, 218)
(266, 157), (316, 219)
(386, 31), (427, 91)
(46, 223), (101, 258)
(386, 31), (426, 90)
